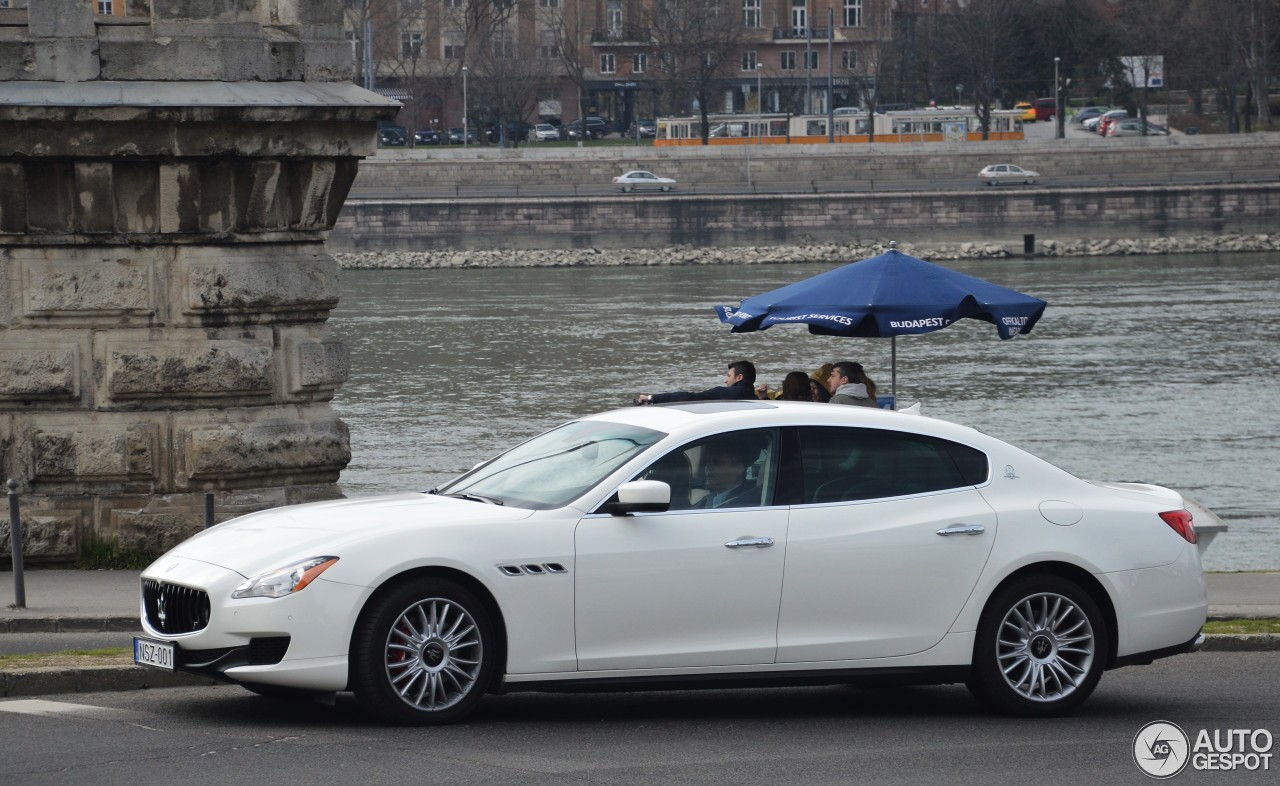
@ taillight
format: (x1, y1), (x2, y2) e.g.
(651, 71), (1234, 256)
(1159, 509), (1198, 544)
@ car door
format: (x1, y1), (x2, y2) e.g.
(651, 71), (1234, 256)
(574, 428), (788, 671)
(775, 426), (997, 662)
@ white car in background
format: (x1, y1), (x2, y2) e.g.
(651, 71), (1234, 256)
(135, 401), (1207, 725)
(978, 163), (1040, 186)
(612, 170), (676, 192)
(529, 123), (561, 142)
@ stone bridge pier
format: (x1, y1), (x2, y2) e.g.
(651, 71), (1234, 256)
(0, 0), (396, 562)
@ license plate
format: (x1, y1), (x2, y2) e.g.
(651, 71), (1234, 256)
(134, 637), (175, 671)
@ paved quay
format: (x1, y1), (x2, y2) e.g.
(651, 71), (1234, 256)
(1, 569), (1277, 699)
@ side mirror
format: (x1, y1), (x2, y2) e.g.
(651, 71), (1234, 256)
(600, 480), (671, 515)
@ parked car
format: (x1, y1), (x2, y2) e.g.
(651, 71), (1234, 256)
(612, 170), (676, 192)
(1033, 97), (1058, 122)
(566, 116), (611, 140)
(377, 127), (407, 147)
(1096, 111), (1130, 136)
(413, 129), (441, 146)
(628, 118), (657, 138)
(1015, 102), (1036, 122)
(1085, 109), (1128, 134)
(134, 401), (1208, 725)
(529, 123), (562, 142)
(444, 127), (478, 145)
(1107, 118), (1170, 137)
(1073, 106), (1111, 125)
(486, 121), (534, 144)
(978, 163), (1040, 186)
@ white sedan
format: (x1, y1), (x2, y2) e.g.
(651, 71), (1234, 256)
(612, 170), (676, 192)
(978, 164), (1040, 186)
(135, 402), (1207, 725)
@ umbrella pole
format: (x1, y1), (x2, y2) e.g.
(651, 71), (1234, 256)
(891, 336), (897, 409)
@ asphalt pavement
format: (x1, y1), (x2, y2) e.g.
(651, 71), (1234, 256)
(1, 568), (1277, 698)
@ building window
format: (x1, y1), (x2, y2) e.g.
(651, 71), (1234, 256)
(443, 31), (464, 60)
(494, 29), (514, 59)
(445, 0), (464, 7)
(606, 0), (622, 33)
(741, 50), (757, 71)
(804, 51), (818, 70)
(600, 53), (616, 74)
(97, 0), (113, 13)
(633, 53), (647, 74)
(539, 0), (559, 6)
(539, 30), (558, 59)
(843, 0), (862, 27)
(841, 49), (857, 70)
(780, 51), (796, 70)
(402, 32), (422, 59)
(742, 0), (760, 28)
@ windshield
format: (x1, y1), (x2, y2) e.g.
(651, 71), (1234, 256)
(433, 420), (665, 510)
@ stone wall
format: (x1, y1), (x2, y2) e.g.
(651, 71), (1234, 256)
(0, 1), (396, 563)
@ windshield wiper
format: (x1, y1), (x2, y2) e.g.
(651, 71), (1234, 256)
(441, 492), (504, 506)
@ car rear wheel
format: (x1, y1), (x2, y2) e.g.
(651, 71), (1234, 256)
(660, 185), (672, 192)
(351, 578), (494, 725)
(967, 575), (1107, 717)
(621, 185), (632, 193)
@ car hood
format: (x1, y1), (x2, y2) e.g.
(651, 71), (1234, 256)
(158, 492), (536, 577)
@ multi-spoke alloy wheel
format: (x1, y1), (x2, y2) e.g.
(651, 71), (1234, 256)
(969, 576), (1108, 717)
(995, 592), (1094, 702)
(353, 579), (495, 725)
(383, 597), (482, 711)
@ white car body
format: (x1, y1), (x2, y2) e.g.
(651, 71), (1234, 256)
(612, 170), (676, 192)
(978, 164), (1040, 186)
(530, 123), (561, 142)
(137, 402), (1206, 724)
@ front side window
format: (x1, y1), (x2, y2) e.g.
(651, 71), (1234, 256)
(633, 429), (779, 511)
(796, 427), (988, 504)
(436, 420), (666, 510)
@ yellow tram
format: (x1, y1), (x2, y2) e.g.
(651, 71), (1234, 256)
(654, 107), (1025, 146)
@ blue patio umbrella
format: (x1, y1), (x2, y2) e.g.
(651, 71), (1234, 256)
(714, 247), (1047, 403)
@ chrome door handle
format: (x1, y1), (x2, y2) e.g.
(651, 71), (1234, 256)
(936, 524), (986, 536)
(724, 537), (775, 549)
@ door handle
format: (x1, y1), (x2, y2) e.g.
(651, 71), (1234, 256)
(936, 524), (986, 536)
(724, 537), (775, 549)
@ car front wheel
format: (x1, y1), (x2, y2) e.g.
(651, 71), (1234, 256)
(351, 578), (494, 725)
(967, 575), (1107, 717)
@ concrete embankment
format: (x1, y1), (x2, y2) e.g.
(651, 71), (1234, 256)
(333, 233), (1280, 270)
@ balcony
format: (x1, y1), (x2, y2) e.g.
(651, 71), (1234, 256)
(772, 26), (831, 41)
(591, 26), (651, 45)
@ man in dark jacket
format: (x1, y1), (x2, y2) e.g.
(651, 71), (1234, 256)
(636, 360), (757, 404)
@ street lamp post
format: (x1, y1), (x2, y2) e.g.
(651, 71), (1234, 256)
(756, 63), (764, 142)
(462, 65), (469, 148)
(955, 84), (963, 107)
(1054, 57), (1063, 139)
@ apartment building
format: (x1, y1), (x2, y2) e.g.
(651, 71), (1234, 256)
(346, 0), (921, 135)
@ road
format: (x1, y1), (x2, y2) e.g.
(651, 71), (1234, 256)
(350, 121), (1280, 200)
(2, 651), (1275, 784)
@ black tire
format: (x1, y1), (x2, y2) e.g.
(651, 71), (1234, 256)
(351, 578), (495, 725)
(967, 575), (1108, 717)
(621, 185), (632, 193)
(660, 185), (672, 192)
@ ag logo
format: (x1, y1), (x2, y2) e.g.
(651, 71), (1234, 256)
(1134, 721), (1190, 778)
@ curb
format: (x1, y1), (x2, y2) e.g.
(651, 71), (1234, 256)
(1, 616), (140, 634)
(1, 665), (222, 698)
(0, 635), (1275, 700)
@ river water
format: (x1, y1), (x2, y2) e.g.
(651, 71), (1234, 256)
(328, 252), (1280, 571)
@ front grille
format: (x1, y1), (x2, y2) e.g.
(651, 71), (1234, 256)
(142, 579), (211, 634)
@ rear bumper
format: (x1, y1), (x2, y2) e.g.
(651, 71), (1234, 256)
(1112, 630), (1205, 669)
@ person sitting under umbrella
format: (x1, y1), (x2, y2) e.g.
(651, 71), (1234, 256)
(635, 359), (757, 405)
(827, 361), (878, 407)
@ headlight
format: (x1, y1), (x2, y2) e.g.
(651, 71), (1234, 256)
(231, 557), (339, 599)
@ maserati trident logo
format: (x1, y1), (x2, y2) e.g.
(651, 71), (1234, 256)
(1133, 720), (1190, 778)
(1031, 636), (1051, 658)
(157, 591), (168, 625)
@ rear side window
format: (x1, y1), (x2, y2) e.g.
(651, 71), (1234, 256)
(795, 427), (989, 503)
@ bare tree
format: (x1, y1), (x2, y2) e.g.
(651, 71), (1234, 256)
(648, 0), (744, 144)
(939, 0), (1023, 140)
(548, 0), (591, 128)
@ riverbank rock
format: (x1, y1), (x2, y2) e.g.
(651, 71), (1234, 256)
(333, 234), (1280, 270)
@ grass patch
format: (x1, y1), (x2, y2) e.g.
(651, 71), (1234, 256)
(0, 647), (131, 670)
(73, 539), (160, 571)
(1204, 618), (1280, 635)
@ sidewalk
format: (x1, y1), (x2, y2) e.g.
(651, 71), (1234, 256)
(1, 569), (1277, 698)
